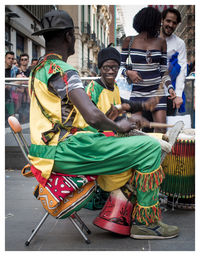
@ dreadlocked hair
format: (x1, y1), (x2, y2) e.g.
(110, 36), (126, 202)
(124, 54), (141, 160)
(133, 7), (161, 38)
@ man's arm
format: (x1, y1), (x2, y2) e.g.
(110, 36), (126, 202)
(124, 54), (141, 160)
(49, 70), (137, 133)
(174, 39), (187, 108)
(69, 88), (134, 133)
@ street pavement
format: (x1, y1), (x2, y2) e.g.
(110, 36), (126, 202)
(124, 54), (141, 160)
(5, 169), (195, 251)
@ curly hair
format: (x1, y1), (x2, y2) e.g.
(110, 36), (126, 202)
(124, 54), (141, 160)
(133, 7), (161, 38)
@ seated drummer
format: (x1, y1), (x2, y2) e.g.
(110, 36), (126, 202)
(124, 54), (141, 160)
(74, 46), (159, 134)
(29, 9), (179, 240)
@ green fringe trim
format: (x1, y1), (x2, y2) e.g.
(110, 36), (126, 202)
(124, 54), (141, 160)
(135, 166), (165, 192)
(132, 202), (161, 225)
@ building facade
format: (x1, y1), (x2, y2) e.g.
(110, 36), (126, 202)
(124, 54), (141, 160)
(175, 5), (195, 62)
(5, 5), (126, 76)
(5, 5), (54, 61)
(58, 5), (113, 76)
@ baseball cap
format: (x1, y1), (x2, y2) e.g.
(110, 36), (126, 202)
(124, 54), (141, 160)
(32, 9), (74, 36)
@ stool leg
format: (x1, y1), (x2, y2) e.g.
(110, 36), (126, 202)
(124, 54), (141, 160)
(73, 212), (91, 234)
(69, 216), (91, 244)
(25, 212), (49, 246)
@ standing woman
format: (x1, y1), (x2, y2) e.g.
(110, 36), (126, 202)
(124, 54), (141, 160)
(121, 7), (171, 133)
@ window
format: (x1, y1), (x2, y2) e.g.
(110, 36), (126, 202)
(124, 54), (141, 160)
(22, 5), (54, 21)
(5, 24), (12, 52)
(88, 5), (91, 25)
(82, 42), (84, 68)
(16, 33), (24, 59)
(81, 5), (85, 33)
(93, 14), (95, 33)
(32, 42), (38, 58)
(97, 20), (99, 39)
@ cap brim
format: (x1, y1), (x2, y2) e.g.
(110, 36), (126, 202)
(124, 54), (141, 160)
(32, 26), (73, 36)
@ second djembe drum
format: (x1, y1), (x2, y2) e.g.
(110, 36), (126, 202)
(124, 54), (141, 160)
(160, 129), (195, 209)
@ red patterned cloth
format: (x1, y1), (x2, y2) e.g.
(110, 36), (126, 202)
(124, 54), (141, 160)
(31, 165), (97, 202)
(45, 172), (97, 201)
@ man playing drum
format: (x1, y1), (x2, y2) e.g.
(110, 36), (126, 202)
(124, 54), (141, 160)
(29, 9), (180, 239)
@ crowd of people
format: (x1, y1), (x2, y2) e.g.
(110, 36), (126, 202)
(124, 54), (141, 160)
(5, 7), (194, 241)
(5, 51), (38, 124)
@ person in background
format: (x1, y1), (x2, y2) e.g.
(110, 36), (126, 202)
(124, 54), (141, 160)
(120, 7), (170, 133)
(29, 58), (38, 70)
(5, 51), (16, 119)
(13, 58), (19, 67)
(160, 7), (187, 115)
(5, 51), (18, 77)
(16, 53), (31, 77)
(15, 53), (31, 121)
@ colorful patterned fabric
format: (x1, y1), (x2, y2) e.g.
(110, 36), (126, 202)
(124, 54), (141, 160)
(45, 172), (97, 204)
(132, 166), (164, 225)
(28, 54), (79, 182)
(37, 181), (96, 219)
(73, 80), (121, 132)
(161, 139), (195, 198)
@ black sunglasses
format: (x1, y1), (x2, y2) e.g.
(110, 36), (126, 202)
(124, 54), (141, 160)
(102, 65), (119, 72)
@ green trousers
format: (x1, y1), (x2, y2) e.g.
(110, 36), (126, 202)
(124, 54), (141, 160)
(53, 132), (164, 225)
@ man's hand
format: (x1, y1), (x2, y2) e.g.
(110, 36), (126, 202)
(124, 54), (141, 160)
(106, 104), (121, 121)
(126, 114), (150, 129)
(173, 96), (183, 109)
(106, 103), (130, 121)
(143, 97), (159, 112)
(126, 70), (143, 83)
(168, 88), (176, 100)
(115, 118), (135, 133)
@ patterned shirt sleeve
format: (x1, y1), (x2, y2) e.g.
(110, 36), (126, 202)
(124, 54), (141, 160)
(48, 69), (84, 99)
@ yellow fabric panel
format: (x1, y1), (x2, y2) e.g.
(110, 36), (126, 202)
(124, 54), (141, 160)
(96, 85), (121, 114)
(72, 106), (88, 129)
(72, 84), (121, 130)
(28, 155), (55, 180)
(97, 169), (132, 192)
(29, 77), (61, 145)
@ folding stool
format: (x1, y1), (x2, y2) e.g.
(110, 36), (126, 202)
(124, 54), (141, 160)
(8, 116), (95, 245)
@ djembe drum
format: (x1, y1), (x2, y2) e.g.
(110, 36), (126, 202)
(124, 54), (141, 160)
(160, 129), (195, 209)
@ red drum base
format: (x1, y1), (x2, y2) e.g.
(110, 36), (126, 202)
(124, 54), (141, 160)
(93, 189), (133, 235)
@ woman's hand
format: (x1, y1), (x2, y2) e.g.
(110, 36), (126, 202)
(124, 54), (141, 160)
(126, 70), (143, 83)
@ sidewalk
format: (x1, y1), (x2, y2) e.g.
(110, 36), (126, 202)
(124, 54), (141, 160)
(5, 169), (195, 251)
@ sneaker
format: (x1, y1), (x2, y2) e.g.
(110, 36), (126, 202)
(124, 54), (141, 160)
(130, 221), (179, 239)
